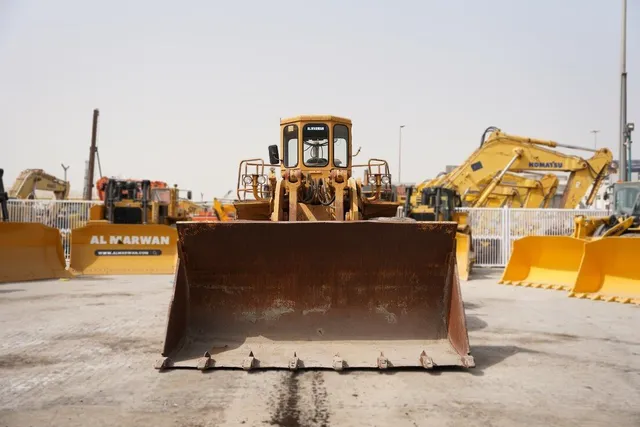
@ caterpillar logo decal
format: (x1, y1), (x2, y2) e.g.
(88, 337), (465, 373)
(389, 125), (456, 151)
(89, 235), (171, 245)
(528, 161), (563, 168)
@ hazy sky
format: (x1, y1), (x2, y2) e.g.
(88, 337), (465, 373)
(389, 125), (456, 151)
(1, 0), (638, 200)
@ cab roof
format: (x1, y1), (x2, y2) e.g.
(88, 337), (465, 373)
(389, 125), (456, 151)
(280, 115), (352, 125)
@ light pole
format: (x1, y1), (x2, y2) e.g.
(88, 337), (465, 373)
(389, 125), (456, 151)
(398, 125), (405, 183)
(619, 0), (628, 181)
(61, 163), (69, 182)
(590, 130), (600, 149)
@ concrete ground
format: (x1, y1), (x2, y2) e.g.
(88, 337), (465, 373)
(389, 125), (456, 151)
(0, 269), (638, 427)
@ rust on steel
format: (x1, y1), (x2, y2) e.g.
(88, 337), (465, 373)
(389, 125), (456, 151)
(158, 220), (474, 370)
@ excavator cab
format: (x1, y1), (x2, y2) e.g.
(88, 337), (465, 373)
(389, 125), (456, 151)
(611, 182), (640, 218)
(156, 114), (475, 372)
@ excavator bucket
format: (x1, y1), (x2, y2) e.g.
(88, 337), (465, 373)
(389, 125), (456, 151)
(569, 237), (640, 304)
(0, 222), (71, 283)
(499, 236), (586, 290)
(156, 220), (475, 371)
(456, 232), (473, 281)
(69, 222), (178, 275)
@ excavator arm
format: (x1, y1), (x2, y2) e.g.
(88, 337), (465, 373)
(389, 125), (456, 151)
(464, 172), (559, 208)
(416, 128), (612, 209)
(8, 169), (70, 200)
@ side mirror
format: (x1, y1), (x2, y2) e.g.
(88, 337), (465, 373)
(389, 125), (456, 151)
(187, 190), (192, 200)
(268, 145), (280, 165)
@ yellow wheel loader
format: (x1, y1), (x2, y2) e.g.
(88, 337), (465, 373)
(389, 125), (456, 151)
(501, 181), (640, 304)
(69, 179), (192, 275)
(0, 169), (70, 283)
(155, 115), (475, 372)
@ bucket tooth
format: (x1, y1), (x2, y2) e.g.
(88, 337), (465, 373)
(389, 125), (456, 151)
(242, 351), (256, 371)
(197, 352), (214, 371)
(419, 351), (434, 369)
(332, 354), (344, 371)
(154, 357), (173, 370)
(461, 355), (475, 368)
(288, 353), (299, 370)
(377, 352), (389, 370)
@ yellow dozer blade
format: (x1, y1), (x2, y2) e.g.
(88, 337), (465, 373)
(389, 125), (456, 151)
(569, 236), (640, 304)
(499, 236), (586, 290)
(0, 222), (71, 283)
(69, 222), (178, 275)
(156, 220), (475, 371)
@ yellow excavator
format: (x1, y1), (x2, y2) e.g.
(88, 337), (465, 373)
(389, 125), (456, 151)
(69, 178), (193, 275)
(9, 169), (70, 200)
(501, 180), (640, 304)
(403, 126), (613, 281)
(0, 168), (70, 283)
(155, 114), (474, 372)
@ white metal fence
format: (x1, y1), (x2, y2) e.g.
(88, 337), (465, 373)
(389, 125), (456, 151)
(5, 200), (103, 261)
(459, 207), (609, 267)
(3, 200), (610, 268)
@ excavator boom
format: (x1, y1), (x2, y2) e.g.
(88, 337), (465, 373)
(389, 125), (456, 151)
(8, 169), (69, 200)
(422, 128), (612, 209)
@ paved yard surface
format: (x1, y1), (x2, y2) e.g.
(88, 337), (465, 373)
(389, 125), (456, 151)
(0, 269), (638, 427)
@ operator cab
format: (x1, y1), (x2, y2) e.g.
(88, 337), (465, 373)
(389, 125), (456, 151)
(611, 182), (640, 217)
(104, 179), (151, 224)
(267, 115), (352, 173)
(405, 186), (462, 221)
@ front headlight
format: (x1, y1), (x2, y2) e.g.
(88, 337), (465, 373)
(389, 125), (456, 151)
(243, 175), (253, 185)
(381, 175), (390, 184)
(368, 175), (377, 185)
(257, 175), (266, 185)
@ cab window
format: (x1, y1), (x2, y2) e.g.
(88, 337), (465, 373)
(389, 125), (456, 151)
(333, 124), (349, 167)
(283, 124), (298, 168)
(303, 123), (329, 167)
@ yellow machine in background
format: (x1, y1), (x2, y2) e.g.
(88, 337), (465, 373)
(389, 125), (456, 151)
(464, 173), (559, 208)
(501, 181), (640, 304)
(69, 178), (191, 275)
(156, 115), (474, 372)
(402, 186), (475, 280)
(425, 126), (612, 209)
(9, 168), (70, 200)
(404, 126), (613, 281)
(0, 168), (70, 283)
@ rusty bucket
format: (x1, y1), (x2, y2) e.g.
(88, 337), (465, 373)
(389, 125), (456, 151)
(156, 220), (474, 371)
